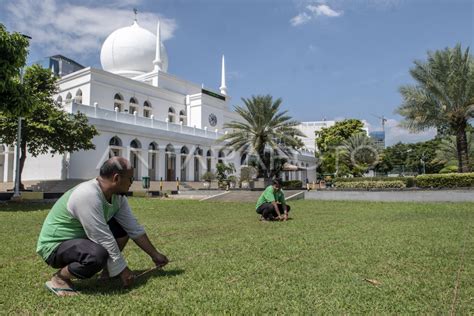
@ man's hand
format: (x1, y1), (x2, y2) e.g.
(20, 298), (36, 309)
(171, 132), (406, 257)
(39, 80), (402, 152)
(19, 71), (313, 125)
(152, 253), (169, 268)
(283, 213), (288, 221)
(120, 267), (135, 287)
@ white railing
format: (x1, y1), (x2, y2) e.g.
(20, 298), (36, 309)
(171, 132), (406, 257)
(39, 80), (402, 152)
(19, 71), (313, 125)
(70, 102), (226, 140)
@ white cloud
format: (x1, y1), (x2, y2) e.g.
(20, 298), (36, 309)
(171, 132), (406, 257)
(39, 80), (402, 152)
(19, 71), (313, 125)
(384, 118), (436, 146)
(290, 3), (342, 26)
(5, 0), (177, 61)
(307, 4), (342, 17)
(290, 13), (312, 26)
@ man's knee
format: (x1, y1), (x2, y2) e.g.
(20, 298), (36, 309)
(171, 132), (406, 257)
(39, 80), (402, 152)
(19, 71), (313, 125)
(87, 243), (109, 270)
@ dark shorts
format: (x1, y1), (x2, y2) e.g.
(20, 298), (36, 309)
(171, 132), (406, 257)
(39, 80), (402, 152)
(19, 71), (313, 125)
(45, 217), (128, 279)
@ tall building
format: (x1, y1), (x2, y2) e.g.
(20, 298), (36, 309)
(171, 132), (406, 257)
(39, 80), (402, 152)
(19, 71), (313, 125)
(369, 131), (385, 149)
(36, 55), (85, 77)
(1, 18), (316, 184)
(296, 120), (336, 151)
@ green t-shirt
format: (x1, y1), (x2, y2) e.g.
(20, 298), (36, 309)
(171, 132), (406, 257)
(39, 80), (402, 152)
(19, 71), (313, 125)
(36, 181), (120, 262)
(256, 185), (286, 210)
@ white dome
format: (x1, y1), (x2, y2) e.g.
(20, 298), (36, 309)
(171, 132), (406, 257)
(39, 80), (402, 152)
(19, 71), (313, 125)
(100, 21), (168, 77)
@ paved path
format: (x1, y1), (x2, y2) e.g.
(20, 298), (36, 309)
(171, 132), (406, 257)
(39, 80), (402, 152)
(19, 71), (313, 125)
(305, 190), (474, 202)
(202, 190), (305, 202)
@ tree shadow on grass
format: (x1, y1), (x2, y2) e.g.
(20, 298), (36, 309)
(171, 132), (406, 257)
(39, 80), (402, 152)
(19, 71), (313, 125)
(75, 268), (185, 295)
(0, 201), (54, 213)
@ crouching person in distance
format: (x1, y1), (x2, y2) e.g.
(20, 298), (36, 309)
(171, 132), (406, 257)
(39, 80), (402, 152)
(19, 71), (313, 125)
(255, 178), (291, 221)
(36, 157), (168, 296)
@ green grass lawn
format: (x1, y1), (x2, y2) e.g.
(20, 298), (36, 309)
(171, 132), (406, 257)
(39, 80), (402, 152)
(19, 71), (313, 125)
(0, 199), (473, 314)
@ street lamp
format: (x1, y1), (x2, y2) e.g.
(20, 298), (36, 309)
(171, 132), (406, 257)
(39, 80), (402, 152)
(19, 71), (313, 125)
(12, 34), (31, 199)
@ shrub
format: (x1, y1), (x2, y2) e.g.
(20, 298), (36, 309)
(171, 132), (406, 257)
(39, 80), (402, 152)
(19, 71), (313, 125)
(334, 180), (406, 189)
(202, 171), (215, 182)
(240, 166), (257, 182)
(415, 173), (474, 188)
(333, 176), (415, 188)
(282, 180), (303, 189)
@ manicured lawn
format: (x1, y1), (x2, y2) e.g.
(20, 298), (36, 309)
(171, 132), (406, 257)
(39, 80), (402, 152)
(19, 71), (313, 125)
(0, 199), (472, 314)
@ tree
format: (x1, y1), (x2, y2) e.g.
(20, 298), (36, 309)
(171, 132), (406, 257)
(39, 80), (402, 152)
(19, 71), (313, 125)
(215, 162), (236, 187)
(315, 119), (365, 152)
(219, 95), (304, 178)
(315, 119), (366, 176)
(339, 133), (378, 176)
(396, 44), (474, 173)
(433, 129), (474, 172)
(0, 23), (31, 116)
(0, 65), (99, 189)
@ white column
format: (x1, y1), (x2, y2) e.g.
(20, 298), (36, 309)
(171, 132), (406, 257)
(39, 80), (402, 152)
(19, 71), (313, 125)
(158, 147), (166, 181)
(141, 149), (149, 179)
(175, 151), (182, 181)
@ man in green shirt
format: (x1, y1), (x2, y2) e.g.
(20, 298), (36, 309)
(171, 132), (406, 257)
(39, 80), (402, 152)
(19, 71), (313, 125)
(256, 179), (291, 221)
(37, 157), (169, 296)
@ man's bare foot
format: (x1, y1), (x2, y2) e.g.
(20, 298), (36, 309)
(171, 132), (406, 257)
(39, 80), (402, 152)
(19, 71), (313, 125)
(46, 273), (78, 297)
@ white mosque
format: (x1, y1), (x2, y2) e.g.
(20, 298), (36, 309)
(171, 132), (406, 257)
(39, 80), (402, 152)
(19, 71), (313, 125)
(0, 18), (317, 186)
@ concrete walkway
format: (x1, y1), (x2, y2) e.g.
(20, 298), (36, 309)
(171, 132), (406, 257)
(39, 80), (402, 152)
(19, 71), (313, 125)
(305, 189), (474, 202)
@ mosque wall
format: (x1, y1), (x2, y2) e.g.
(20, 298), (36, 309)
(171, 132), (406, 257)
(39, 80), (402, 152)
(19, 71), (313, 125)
(21, 153), (63, 181)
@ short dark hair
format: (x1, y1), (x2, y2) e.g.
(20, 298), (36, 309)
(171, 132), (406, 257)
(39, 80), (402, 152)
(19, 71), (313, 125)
(100, 157), (131, 178)
(273, 178), (282, 187)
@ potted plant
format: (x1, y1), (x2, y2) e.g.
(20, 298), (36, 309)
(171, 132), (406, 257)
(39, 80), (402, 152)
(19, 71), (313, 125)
(202, 171), (215, 189)
(227, 175), (238, 189)
(240, 166), (257, 189)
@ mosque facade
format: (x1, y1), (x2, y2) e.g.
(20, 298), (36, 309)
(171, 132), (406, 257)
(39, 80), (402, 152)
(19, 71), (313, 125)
(1, 19), (317, 185)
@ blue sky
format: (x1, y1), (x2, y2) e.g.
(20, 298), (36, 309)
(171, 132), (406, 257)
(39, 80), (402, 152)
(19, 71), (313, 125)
(1, 0), (472, 145)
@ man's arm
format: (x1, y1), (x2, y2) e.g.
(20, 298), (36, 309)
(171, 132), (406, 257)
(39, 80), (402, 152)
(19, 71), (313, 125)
(272, 201), (282, 218)
(114, 197), (168, 267)
(133, 234), (169, 267)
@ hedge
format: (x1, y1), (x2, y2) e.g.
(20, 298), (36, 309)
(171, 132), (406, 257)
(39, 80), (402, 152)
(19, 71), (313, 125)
(415, 173), (474, 188)
(282, 180), (303, 189)
(333, 176), (415, 188)
(334, 180), (406, 189)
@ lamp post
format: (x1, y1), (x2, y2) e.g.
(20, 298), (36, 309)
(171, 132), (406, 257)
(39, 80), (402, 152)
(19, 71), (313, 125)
(13, 34), (31, 199)
(13, 69), (25, 198)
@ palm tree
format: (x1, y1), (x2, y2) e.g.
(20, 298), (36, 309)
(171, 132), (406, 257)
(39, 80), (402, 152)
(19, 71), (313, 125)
(219, 95), (305, 178)
(339, 133), (378, 177)
(396, 44), (474, 173)
(433, 132), (474, 172)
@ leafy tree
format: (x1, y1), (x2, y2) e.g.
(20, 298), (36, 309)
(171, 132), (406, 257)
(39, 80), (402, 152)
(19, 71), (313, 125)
(315, 119), (366, 176)
(0, 24), (31, 116)
(315, 119), (365, 152)
(0, 65), (99, 189)
(215, 162), (235, 186)
(397, 44), (474, 173)
(220, 95), (304, 178)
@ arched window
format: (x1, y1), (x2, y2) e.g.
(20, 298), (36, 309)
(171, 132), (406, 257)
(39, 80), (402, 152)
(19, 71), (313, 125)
(168, 107), (175, 123)
(130, 139), (142, 149)
(143, 101), (152, 118)
(75, 89), (83, 104)
(180, 146), (189, 181)
(109, 136), (123, 157)
(56, 95), (63, 105)
(218, 150), (225, 164)
(179, 110), (187, 125)
(65, 92), (72, 104)
(165, 144), (176, 181)
(206, 149), (212, 172)
(240, 153), (248, 165)
(148, 142), (158, 151)
(109, 136), (122, 147)
(194, 147), (203, 156)
(114, 93), (124, 112)
(129, 97), (138, 115)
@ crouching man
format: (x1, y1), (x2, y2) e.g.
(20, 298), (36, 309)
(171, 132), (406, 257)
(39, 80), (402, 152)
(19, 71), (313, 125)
(255, 179), (291, 221)
(36, 157), (168, 296)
